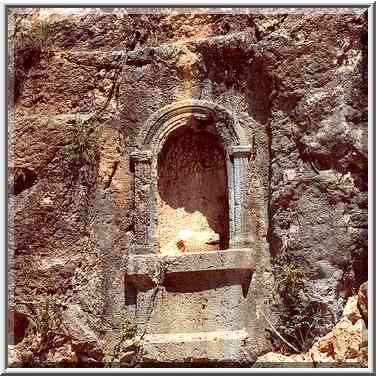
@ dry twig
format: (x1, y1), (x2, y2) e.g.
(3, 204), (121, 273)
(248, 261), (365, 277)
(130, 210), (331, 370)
(258, 307), (300, 354)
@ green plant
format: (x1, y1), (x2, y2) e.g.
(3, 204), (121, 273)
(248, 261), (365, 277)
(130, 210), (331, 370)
(113, 312), (138, 342)
(272, 257), (333, 353)
(64, 115), (101, 185)
(272, 256), (306, 292)
(279, 262), (306, 292)
(32, 298), (66, 342)
(281, 299), (332, 352)
(16, 297), (67, 360)
(30, 19), (50, 42)
(107, 312), (141, 367)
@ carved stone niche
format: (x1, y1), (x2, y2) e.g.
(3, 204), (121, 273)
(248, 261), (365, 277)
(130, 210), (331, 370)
(125, 100), (255, 365)
(129, 99), (252, 255)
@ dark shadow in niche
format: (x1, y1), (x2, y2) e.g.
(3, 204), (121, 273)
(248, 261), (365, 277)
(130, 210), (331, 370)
(163, 269), (252, 298)
(125, 283), (138, 307)
(8, 310), (29, 345)
(9, 167), (37, 196)
(157, 122), (229, 250)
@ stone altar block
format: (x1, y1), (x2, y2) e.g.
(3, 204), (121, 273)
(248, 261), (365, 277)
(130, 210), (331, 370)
(124, 99), (260, 365)
(124, 249), (256, 365)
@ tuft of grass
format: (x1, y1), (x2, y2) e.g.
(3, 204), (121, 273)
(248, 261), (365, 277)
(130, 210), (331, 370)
(17, 297), (67, 359)
(64, 114), (101, 185)
(279, 262), (306, 292)
(113, 312), (138, 342)
(272, 257), (333, 353)
(108, 312), (141, 366)
(30, 19), (51, 42)
(34, 297), (65, 340)
(272, 256), (306, 293)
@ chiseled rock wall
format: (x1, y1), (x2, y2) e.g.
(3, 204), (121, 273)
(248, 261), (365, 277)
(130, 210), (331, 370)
(8, 8), (367, 367)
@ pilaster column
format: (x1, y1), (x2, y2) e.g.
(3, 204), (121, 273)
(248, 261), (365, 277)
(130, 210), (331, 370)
(130, 150), (155, 254)
(229, 145), (252, 248)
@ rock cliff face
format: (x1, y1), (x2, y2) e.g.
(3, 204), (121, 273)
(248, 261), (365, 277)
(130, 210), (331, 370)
(254, 281), (368, 367)
(8, 8), (368, 367)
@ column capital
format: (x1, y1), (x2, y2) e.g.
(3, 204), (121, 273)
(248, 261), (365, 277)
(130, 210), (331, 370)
(229, 145), (252, 157)
(130, 150), (152, 163)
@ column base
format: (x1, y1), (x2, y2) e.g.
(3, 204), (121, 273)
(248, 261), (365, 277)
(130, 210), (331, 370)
(142, 329), (248, 364)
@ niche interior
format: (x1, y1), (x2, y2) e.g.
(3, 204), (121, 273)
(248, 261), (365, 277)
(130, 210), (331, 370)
(130, 100), (252, 255)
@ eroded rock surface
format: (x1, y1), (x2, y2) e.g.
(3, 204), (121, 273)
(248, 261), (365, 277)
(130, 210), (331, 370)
(8, 8), (368, 368)
(254, 282), (368, 368)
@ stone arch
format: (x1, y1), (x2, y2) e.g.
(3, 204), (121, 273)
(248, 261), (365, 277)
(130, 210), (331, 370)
(130, 100), (252, 255)
(136, 99), (245, 152)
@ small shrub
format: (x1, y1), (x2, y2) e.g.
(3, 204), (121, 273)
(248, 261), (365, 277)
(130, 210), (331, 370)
(279, 262), (306, 291)
(272, 256), (333, 353)
(30, 19), (51, 42)
(32, 298), (66, 341)
(113, 312), (138, 341)
(64, 115), (101, 185)
(17, 297), (67, 359)
(108, 312), (141, 366)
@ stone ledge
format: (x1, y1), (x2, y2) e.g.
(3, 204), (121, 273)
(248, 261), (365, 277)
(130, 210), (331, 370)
(124, 249), (255, 290)
(142, 329), (248, 364)
(128, 248), (255, 273)
(164, 248), (255, 272)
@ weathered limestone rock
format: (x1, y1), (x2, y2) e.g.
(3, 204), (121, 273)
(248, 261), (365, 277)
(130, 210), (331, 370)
(169, 228), (220, 253)
(342, 295), (363, 325)
(309, 316), (367, 364)
(97, 127), (132, 208)
(8, 7), (367, 368)
(62, 305), (104, 361)
(254, 284), (368, 367)
(45, 343), (78, 366)
(358, 281), (368, 322)
(253, 352), (309, 368)
(8, 345), (23, 368)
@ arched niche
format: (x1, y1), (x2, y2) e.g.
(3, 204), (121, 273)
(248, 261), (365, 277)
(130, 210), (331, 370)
(130, 99), (252, 255)
(157, 123), (229, 254)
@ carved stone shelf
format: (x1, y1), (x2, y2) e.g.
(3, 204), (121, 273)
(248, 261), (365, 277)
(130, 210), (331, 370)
(124, 248), (256, 289)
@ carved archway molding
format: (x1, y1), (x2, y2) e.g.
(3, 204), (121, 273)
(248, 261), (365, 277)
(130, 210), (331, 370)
(130, 99), (252, 254)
